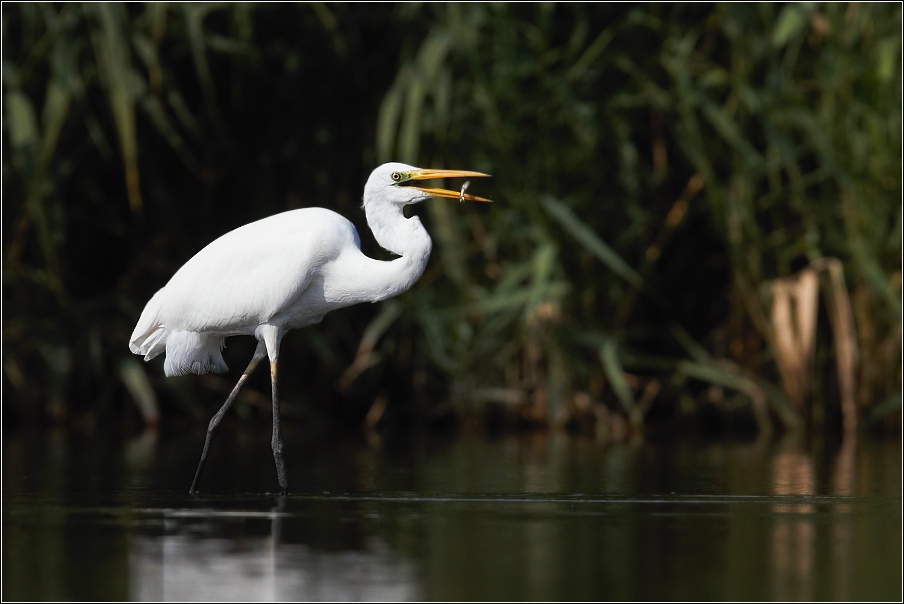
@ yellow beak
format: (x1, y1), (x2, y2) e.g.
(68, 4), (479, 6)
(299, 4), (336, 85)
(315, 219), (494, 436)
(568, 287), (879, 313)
(405, 169), (493, 203)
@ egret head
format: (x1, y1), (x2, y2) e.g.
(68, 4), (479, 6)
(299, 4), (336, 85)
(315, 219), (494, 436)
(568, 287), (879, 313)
(364, 162), (492, 207)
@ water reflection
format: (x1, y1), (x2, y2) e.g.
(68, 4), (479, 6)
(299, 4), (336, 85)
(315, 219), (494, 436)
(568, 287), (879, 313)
(130, 518), (420, 601)
(770, 441), (818, 601)
(830, 435), (858, 601)
(3, 431), (901, 601)
(129, 494), (421, 602)
(770, 516), (815, 600)
(768, 435), (876, 602)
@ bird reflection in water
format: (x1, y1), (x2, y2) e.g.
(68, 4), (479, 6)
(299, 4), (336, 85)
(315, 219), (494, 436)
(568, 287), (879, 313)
(128, 498), (422, 601)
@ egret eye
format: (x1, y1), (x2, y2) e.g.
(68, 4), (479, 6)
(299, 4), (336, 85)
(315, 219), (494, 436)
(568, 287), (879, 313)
(391, 172), (402, 182)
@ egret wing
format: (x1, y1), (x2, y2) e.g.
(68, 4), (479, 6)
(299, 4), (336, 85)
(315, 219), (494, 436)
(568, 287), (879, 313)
(152, 208), (359, 335)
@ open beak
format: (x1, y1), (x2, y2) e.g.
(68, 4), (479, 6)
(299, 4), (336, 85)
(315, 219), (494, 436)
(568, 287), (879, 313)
(405, 169), (493, 203)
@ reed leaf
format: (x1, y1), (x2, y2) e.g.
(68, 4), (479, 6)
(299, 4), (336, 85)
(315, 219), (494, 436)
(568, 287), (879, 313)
(539, 195), (643, 289)
(2, 2), (898, 435)
(90, 2), (142, 213)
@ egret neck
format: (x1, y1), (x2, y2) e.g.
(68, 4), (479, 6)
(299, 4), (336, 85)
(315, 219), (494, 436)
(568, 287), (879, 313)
(359, 198), (433, 302)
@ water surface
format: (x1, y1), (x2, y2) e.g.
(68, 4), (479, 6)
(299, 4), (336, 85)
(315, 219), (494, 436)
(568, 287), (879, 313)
(3, 429), (901, 600)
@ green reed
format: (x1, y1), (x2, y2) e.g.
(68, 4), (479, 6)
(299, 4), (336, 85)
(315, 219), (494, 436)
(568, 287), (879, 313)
(3, 3), (900, 435)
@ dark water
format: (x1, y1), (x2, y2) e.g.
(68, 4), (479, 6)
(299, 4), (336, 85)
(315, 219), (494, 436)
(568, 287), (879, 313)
(3, 428), (901, 601)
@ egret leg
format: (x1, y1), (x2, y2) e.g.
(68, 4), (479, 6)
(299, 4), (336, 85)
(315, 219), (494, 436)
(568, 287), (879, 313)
(270, 359), (289, 494)
(189, 342), (267, 494)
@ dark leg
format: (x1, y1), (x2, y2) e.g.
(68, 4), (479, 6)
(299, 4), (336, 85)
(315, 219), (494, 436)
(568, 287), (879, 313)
(270, 359), (289, 494)
(189, 342), (267, 494)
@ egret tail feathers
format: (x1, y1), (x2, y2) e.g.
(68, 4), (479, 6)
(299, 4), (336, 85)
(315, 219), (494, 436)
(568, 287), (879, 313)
(163, 331), (229, 377)
(131, 325), (168, 360)
(130, 288), (229, 376)
(130, 288), (167, 359)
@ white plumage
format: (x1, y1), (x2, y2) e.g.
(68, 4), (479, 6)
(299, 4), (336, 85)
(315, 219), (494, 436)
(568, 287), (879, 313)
(129, 162), (491, 493)
(131, 207), (373, 376)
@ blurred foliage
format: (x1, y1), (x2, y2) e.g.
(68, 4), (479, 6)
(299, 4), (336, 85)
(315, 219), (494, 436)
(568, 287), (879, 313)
(2, 3), (901, 437)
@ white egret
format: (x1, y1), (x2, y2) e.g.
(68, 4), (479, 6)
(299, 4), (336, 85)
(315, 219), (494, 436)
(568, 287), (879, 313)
(129, 162), (491, 493)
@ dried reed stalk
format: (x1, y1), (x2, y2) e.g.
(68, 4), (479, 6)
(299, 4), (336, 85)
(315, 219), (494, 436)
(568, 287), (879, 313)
(812, 258), (860, 433)
(770, 268), (819, 410)
(769, 259), (860, 432)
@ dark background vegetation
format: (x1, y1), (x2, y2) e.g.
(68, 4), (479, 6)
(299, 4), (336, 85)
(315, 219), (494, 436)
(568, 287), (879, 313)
(2, 3), (901, 440)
